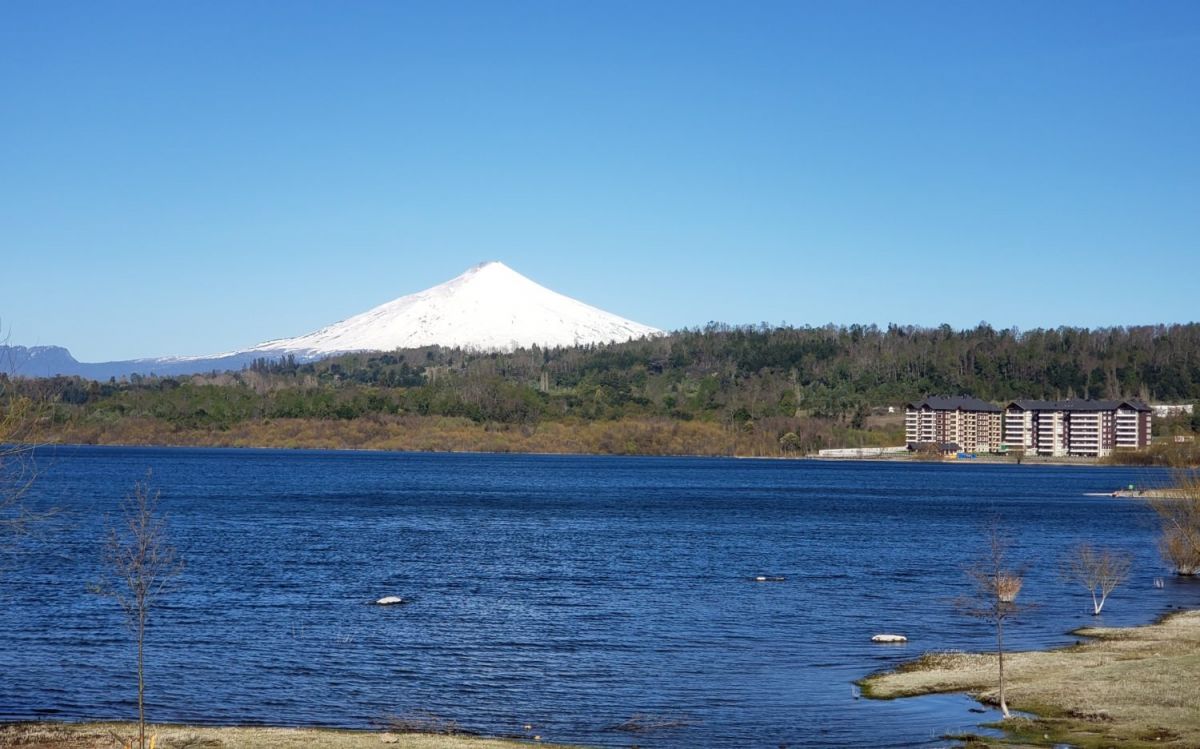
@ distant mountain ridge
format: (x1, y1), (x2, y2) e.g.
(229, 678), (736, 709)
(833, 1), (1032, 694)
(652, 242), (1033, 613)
(1, 345), (87, 377)
(3, 262), (661, 380)
(0, 344), (267, 381)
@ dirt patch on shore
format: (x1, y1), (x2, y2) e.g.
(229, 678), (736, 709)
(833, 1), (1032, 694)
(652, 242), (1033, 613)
(860, 610), (1200, 747)
(0, 722), (571, 749)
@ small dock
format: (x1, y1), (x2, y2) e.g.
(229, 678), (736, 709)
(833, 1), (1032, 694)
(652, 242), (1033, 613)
(1107, 488), (1188, 499)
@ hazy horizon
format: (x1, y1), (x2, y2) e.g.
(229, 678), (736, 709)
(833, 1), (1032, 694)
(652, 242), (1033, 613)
(3, 2), (1198, 360)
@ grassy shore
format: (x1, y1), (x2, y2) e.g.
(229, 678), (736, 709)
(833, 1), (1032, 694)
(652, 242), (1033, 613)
(0, 722), (578, 748)
(859, 609), (1200, 747)
(33, 412), (906, 460)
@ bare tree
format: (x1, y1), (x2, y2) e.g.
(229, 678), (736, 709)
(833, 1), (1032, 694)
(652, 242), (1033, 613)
(0, 385), (48, 559)
(1063, 543), (1131, 615)
(1150, 469), (1200, 576)
(100, 473), (183, 749)
(0, 394), (33, 533)
(957, 522), (1027, 718)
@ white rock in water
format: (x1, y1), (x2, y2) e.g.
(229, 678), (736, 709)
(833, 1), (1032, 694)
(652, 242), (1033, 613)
(872, 634), (907, 643)
(375, 596), (406, 605)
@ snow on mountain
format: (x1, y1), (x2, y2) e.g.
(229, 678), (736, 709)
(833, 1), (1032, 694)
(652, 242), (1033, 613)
(242, 261), (662, 357)
(5, 262), (661, 380)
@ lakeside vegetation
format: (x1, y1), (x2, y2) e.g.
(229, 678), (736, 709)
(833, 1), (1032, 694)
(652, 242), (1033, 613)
(8, 323), (1200, 457)
(857, 470), (1200, 747)
(860, 610), (1200, 748)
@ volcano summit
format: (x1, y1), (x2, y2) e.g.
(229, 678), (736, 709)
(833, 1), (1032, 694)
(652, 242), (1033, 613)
(5, 262), (662, 379)
(245, 261), (661, 356)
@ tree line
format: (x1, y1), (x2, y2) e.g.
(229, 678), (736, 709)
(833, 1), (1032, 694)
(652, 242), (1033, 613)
(8, 322), (1200, 455)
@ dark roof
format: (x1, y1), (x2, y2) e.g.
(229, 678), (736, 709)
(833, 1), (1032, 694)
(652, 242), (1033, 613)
(906, 395), (1001, 413)
(1006, 399), (1151, 413)
(907, 441), (961, 452)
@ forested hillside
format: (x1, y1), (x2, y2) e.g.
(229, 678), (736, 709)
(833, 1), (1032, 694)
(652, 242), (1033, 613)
(10, 323), (1200, 456)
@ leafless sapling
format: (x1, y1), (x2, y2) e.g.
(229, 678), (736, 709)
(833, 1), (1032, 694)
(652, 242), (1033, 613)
(1062, 543), (1131, 615)
(0, 333), (59, 579)
(101, 473), (183, 749)
(0, 390), (40, 552)
(956, 522), (1028, 718)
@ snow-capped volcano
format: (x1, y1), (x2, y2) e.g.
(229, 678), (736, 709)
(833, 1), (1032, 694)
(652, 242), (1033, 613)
(4, 262), (661, 380)
(246, 261), (661, 356)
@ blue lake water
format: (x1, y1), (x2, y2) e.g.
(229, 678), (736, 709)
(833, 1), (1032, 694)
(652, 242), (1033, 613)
(2, 447), (1198, 748)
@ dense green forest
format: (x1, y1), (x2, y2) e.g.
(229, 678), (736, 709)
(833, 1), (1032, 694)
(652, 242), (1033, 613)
(10, 323), (1200, 456)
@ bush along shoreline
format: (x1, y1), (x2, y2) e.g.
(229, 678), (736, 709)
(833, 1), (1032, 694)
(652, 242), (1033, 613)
(859, 609), (1200, 748)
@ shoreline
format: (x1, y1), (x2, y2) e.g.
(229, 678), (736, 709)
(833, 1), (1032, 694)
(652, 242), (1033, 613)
(858, 608), (1200, 747)
(29, 439), (1159, 470)
(9, 605), (1195, 749)
(0, 721), (579, 748)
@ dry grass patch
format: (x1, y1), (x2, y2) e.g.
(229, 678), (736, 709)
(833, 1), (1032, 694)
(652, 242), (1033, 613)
(860, 610), (1200, 747)
(0, 722), (575, 749)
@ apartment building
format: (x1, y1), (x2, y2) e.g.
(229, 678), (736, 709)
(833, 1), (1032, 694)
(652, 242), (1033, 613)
(905, 396), (1003, 452)
(1002, 399), (1152, 457)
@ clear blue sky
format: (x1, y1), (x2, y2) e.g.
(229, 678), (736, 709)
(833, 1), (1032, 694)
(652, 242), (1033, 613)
(2, 1), (1198, 361)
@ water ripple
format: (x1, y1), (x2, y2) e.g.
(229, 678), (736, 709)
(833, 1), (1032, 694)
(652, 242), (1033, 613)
(1, 447), (1197, 748)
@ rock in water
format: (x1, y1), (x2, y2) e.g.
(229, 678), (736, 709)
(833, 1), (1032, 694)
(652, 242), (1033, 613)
(871, 634), (907, 643)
